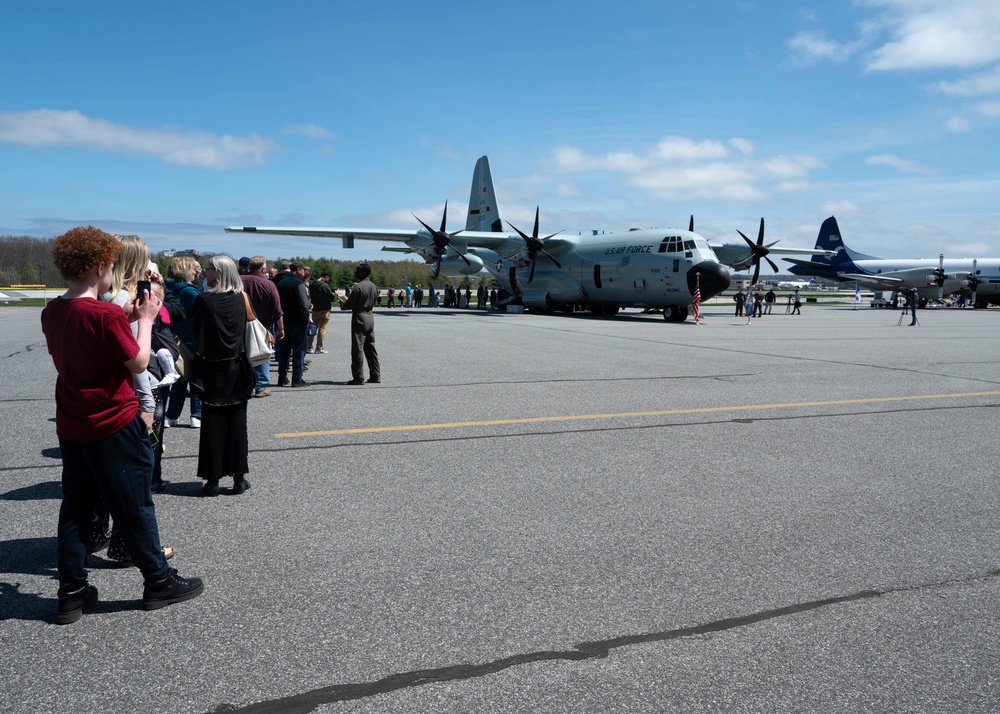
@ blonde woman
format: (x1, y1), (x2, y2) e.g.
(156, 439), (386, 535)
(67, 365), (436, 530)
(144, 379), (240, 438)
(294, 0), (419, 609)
(191, 255), (255, 496)
(95, 234), (174, 565)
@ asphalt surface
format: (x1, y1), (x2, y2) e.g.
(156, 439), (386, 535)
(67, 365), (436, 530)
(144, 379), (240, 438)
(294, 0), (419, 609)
(1, 303), (998, 714)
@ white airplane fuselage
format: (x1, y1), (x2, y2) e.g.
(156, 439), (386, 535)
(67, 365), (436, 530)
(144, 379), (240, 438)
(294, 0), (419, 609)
(467, 228), (730, 317)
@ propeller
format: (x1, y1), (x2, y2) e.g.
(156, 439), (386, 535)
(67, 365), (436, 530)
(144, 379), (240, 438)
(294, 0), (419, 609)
(933, 253), (946, 302)
(737, 217), (780, 284)
(412, 200), (472, 279)
(967, 258), (979, 306)
(505, 207), (563, 283)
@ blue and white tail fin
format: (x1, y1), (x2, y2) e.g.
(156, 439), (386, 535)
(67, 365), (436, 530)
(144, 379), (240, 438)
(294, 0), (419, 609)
(814, 216), (880, 263)
(466, 155), (504, 232)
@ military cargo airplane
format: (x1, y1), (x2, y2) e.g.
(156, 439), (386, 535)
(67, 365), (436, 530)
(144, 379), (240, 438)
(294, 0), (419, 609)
(226, 156), (824, 321)
(784, 217), (1000, 307)
(227, 156), (734, 322)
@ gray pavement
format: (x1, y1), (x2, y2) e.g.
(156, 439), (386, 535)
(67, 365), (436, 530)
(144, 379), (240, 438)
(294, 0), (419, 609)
(1, 303), (998, 713)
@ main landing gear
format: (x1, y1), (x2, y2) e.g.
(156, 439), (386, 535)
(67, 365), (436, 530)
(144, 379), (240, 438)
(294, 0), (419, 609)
(662, 305), (689, 322)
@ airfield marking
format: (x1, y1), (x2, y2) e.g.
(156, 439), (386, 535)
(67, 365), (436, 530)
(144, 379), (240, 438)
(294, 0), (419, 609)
(275, 390), (1000, 438)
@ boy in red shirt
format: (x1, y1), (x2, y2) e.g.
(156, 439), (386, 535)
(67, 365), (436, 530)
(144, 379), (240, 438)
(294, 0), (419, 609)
(41, 226), (204, 624)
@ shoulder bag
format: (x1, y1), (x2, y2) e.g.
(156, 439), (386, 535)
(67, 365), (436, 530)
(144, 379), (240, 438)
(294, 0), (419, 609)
(243, 293), (272, 367)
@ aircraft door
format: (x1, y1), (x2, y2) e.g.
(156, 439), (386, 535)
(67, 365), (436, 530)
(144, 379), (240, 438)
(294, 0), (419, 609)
(594, 264), (602, 289)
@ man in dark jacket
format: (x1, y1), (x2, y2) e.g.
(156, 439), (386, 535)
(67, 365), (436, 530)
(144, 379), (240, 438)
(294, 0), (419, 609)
(241, 256), (284, 396)
(276, 262), (311, 387)
(338, 262), (380, 385)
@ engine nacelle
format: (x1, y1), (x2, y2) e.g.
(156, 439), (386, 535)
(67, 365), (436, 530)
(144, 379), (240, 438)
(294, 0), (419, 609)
(520, 289), (554, 310)
(433, 253), (485, 276)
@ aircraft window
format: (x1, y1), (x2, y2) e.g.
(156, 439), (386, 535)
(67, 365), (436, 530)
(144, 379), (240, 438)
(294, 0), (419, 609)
(683, 240), (694, 251)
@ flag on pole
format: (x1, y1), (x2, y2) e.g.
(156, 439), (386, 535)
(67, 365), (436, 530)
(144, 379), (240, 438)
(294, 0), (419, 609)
(692, 273), (701, 323)
(854, 279), (861, 303)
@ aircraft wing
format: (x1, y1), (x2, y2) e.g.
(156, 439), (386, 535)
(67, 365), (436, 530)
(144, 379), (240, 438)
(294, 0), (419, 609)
(711, 243), (836, 270)
(838, 272), (904, 286)
(224, 225), (520, 252)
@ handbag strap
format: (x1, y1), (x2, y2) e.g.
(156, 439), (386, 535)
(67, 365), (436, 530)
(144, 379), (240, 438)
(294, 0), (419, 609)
(242, 292), (257, 322)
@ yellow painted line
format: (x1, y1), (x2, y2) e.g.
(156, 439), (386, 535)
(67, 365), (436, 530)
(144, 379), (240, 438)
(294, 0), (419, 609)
(275, 390), (1000, 439)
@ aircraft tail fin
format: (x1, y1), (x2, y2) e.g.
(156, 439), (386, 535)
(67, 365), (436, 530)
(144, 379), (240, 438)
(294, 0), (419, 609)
(815, 216), (880, 263)
(466, 155), (504, 232)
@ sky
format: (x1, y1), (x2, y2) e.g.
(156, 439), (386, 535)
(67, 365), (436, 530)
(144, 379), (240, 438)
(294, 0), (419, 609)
(2, 0), (1000, 265)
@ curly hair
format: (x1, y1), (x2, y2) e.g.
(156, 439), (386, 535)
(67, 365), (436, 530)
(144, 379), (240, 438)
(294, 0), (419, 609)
(51, 226), (122, 282)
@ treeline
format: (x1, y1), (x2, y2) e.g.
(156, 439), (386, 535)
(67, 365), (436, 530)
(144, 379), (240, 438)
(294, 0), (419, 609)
(1, 235), (496, 290)
(0, 236), (62, 286)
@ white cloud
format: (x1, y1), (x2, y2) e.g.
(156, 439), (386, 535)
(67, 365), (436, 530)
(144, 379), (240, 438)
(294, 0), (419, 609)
(944, 115), (971, 132)
(729, 137), (755, 156)
(932, 65), (1000, 97)
(974, 101), (1000, 116)
(865, 0), (1000, 71)
(550, 139), (825, 202)
(788, 30), (861, 64)
(866, 153), (935, 174)
(821, 200), (860, 214)
(282, 123), (333, 139)
(0, 109), (275, 168)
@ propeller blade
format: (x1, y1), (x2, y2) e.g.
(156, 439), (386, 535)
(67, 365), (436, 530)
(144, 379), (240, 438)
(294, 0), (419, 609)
(689, 215), (694, 232)
(738, 230), (755, 249)
(446, 244), (472, 267)
(765, 256), (780, 273)
(528, 259), (536, 283)
(432, 258), (442, 281)
(532, 207), (540, 239)
(439, 200), (448, 233)
(751, 262), (761, 285)
(540, 248), (562, 270)
(757, 217), (765, 246)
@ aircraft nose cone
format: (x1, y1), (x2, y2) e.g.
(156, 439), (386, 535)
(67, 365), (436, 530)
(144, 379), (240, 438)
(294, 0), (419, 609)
(688, 261), (730, 300)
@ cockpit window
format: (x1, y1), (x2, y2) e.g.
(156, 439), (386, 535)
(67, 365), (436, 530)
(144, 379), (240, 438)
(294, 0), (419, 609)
(683, 240), (695, 251)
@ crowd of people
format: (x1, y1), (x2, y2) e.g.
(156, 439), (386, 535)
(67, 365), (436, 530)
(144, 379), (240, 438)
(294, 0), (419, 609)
(39, 228), (393, 624)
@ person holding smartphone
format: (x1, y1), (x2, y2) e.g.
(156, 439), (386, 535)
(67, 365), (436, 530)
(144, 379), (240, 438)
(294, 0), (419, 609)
(42, 226), (203, 623)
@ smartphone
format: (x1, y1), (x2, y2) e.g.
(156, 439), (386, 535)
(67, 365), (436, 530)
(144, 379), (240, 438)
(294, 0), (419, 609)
(136, 280), (151, 304)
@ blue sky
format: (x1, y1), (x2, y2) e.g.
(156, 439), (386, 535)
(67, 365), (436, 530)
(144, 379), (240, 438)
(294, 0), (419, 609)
(2, 1), (1000, 264)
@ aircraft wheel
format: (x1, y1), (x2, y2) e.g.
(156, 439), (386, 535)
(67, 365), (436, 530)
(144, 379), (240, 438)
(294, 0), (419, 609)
(662, 306), (676, 321)
(604, 306), (619, 316)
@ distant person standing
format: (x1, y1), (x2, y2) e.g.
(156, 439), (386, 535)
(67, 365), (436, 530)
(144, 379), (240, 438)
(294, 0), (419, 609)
(339, 262), (381, 385)
(764, 288), (776, 315)
(907, 288), (918, 326)
(240, 256), (284, 398)
(734, 290), (745, 317)
(307, 270), (335, 354)
(276, 262), (311, 387)
(792, 288), (802, 315)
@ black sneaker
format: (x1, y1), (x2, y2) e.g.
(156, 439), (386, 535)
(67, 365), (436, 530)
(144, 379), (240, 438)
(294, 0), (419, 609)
(142, 568), (204, 610)
(291, 380), (309, 387)
(56, 583), (98, 625)
(232, 477), (251, 495)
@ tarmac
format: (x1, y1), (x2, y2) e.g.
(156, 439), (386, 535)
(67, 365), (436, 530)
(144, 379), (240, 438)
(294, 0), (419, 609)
(1, 303), (998, 713)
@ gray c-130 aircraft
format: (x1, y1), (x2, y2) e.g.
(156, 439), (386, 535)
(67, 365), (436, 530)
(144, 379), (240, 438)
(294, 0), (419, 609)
(227, 156), (809, 322)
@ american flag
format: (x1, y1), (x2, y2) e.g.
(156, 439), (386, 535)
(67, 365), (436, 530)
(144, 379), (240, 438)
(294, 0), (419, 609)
(692, 280), (701, 322)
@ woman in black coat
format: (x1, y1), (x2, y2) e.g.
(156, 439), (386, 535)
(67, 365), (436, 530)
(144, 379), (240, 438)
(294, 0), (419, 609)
(192, 255), (255, 497)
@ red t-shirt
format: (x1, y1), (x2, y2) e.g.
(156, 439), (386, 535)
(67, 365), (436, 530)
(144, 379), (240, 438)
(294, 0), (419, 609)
(41, 296), (140, 442)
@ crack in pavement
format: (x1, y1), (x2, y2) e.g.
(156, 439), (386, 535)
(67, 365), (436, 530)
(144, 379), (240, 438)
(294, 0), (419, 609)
(210, 569), (1000, 713)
